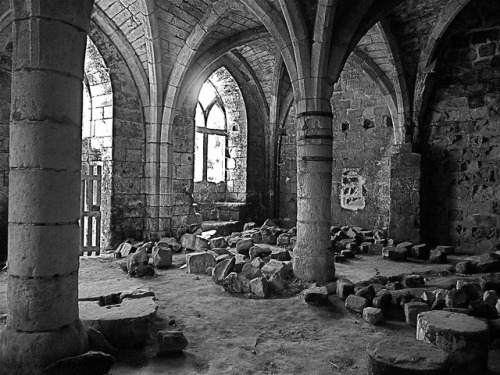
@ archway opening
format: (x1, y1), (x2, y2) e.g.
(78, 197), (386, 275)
(193, 67), (248, 223)
(81, 36), (113, 252)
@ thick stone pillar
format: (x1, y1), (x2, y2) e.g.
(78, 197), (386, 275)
(293, 99), (336, 281)
(0, 1), (94, 373)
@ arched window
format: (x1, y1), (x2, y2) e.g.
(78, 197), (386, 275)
(194, 81), (227, 183)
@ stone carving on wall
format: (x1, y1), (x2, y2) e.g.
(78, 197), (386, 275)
(340, 169), (366, 211)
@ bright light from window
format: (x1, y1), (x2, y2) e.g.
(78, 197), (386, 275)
(194, 132), (204, 182)
(207, 134), (225, 183)
(198, 81), (217, 109)
(195, 103), (205, 128)
(206, 104), (225, 130)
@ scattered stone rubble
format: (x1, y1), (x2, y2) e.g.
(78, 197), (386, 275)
(110, 220), (500, 367)
(330, 225), (453, 264)
(115, 237), (181, 277)
(182, 219), (298, 299)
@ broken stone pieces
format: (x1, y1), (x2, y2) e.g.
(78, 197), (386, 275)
(157, 330), (188, 355)
(186, 252), (217, 274)
(43, 351), (114, 375)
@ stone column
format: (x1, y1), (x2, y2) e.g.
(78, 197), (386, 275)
(0, 1), (94, 373)
(293, 98), (336, 281)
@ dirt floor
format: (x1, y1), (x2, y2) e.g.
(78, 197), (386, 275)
(1, 251), (500, 374)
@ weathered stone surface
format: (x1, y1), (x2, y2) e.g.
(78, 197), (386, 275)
(251, 257), (265, 268)
(194, 236), (209, 251)
(119, 289), (155, 302)
(480, 273), (500, 293)
(243, 222), (257, 231)
(87, 327), (115, 354)
(215, 254), (231, 263)
(127, 249), (149, 276)
(476, 252), (500, 273)
(360, 242), (371, 253)
(417, 311), (489, 375)
(304, 286), (329, 306)
(186, 252), (216, 274)
(249, 245), (272, 260)
(484, 290), (498, 307)
(211, 248), (231, 256)
(455, 261), (476, 274)
(268, 271), (286, 292)
(241, 263), (262, 280)
(334, 254), (346, 263)
(435, 245), (455, 255)
(396, 242), (414, 252)
(43, 351), (114, 375)
(363, 307), (384, 325)
(152, 246), (172, 268)
(428, 249), (447, 264)
(236, 238), (253, 256)
(340, 249), (355, 259)
(157, 330), (188, 355)
(180, 233), (197, 251)
(457, 282), (481, 302)
(404, 301), (430, 326)
(404, 275), (425, 288)
(345, 295), (369, 313)
(249, 277), (268, 298)
(411, 244), (430, 260)
(234, 254), (246, 273)
(80, 297), (158, 349)
(261, 219), (278, 229)
(336, 279), (355, 300)
(355, 285), (376, 302)
(469, 300), (498, 319)
(116, 242), (134, 257)
(372, 292), (392, 310)
(368, 243), (383, 255)
(223, 272), (244, 293)
(270, 248), (291, 261)
(261, 259), (292, 279)
(212, 258), (235, 284)
(157, 237), (182, 252)
(209, 237), (228, 249)
(445, 288), (468, 308)
(277, 233), (291, 247)
(260, 227), (277, 245)
(382, 246), (408, 261)
(366, 336), (450, 375)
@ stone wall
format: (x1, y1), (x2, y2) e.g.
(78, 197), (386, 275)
(278, 59), (394, 230)
(420, 14), (500, 252)
(0, 32), (10, 262)
(89, 23), (146, 247)
(278, 105), (297, 228)
(331, 60), (394, 229)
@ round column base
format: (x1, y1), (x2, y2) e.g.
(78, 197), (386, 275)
(293, 251), (336, 282)
(0, 319), (89, 374)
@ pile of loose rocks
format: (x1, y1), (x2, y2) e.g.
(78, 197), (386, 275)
(330, 225), (453, 264)
(302, 271), (500, 332)
(115, 237), (182, 277)
(182, 219), (299, 299)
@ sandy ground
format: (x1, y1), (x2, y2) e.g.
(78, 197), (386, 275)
(1, 252), (499, 374)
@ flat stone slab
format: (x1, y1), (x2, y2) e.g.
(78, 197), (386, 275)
(366, 336), (450, 375)
(416, 310), (489, 374)
(80, 296), (157, 349)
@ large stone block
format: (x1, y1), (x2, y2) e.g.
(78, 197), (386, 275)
(416, 311), (489, 375)
(186, 252), (216, 274)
